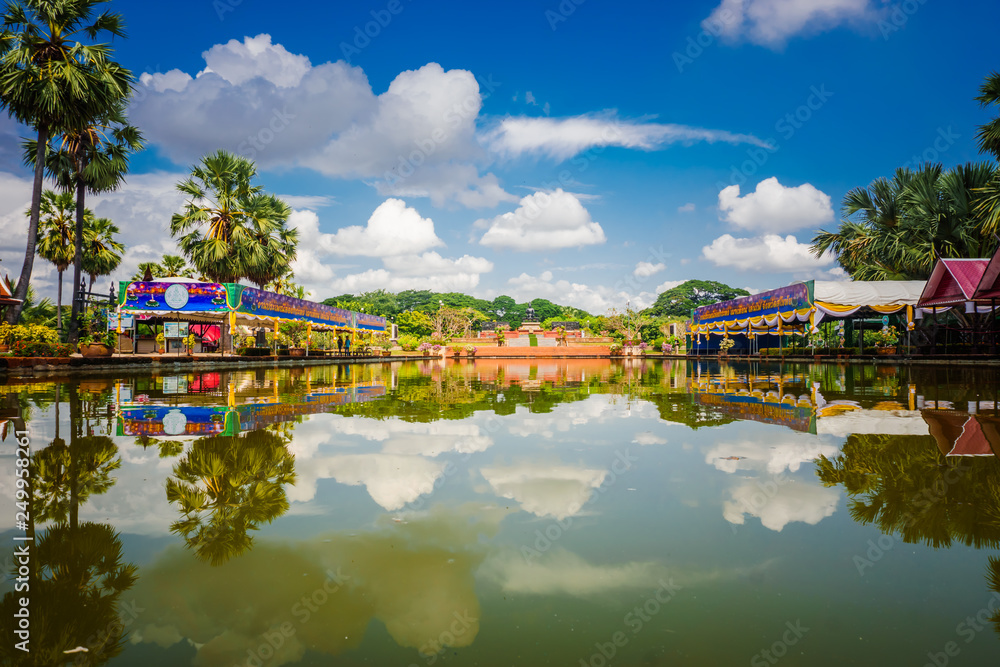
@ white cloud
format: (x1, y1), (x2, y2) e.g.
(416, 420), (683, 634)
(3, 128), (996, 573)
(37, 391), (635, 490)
(701, 234), (836, 273)
(133, 37), (512, 208)
(678, 203), (696, 213)
(633, 261), (666, 278)
(317, 198), (444, 257)
(655, 279), (685, 293)
(718, 178), (833, 233)
(482, 549), (664, 597)
(723, 478), (840, 531)
(485, 113), (769, 161)
(382, 252), (493, 277)
(705, 435), (840, 475)
(703, 0), (877, 49)
(480, 463), (607, 520)
(478, 189), (606, 251)
(632, 431), (668, 446)
(288, 453), (445, 510)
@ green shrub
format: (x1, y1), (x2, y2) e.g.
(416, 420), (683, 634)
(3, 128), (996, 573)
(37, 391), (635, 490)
(238, 347), (271, 357)
(397, 334), (420, 351)
(10, 340), (73, 357)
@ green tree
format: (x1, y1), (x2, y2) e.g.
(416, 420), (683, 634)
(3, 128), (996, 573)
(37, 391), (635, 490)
(42, 98), (142, 342)
(81, 215), (123, 292)
(33, 189), (76, 331)
(396, 309), (433, 337)
(170, 150), (297, 287)
(129, 261), (161, 282)
(159, 253), (194, 278)
(0, 0), (133, 324)
(644, 280), (750, 318)
(812, 163), (998, 280)
(975, 71), (1000, 235)
(166, 429), (296, 566)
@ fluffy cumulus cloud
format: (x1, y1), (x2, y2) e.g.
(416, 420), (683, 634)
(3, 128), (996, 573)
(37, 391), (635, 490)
(132, 36), (512, 208)
(316, 198), (444, 257)
(288, 453), (446, 510)
(480, 463), (608, 520)
(723, 478), (840, 531)
(705, 435), (840, 475)
(633, 261), (666, 278)
(287, 200), (494, 296)
(718, 178), (833, 233)
(485, 113), (768, 161)
(477, 189), (606, 251)
(703, 0), (878, 48)
(701, 233), (837, 274)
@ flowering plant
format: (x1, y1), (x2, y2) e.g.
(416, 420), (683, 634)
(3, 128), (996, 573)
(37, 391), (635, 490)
(873, 325), (899, 348)
(719, 337), (735, 351)
(638, 342), (649, 352)
(662, 342), (672, 353)
(465, 345), (477, 355)
(431, 344), (443, 353)
(418, 342), (432, 352)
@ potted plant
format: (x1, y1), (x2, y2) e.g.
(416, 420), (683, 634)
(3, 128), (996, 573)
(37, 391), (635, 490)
(496, 329), (506, 347)
(718, 337), (735, 357)
(184, 333), (197, 355)
(465, 345), (477, 357)
(279, 321), (309, 356)
(431, 344), (443, 357)
(556, 326), (567, 347)
(661, 342), (673, 355)
(609, 342), (623, 356)
(80, 330), (115, 358)
(381, 339), (394, 357)
(450, 345), (463, 357)
(418, 342), (432, 357)
(156, 332), (165, 353)
(637, 341), (649, 355)
(873, 325), (899, 354)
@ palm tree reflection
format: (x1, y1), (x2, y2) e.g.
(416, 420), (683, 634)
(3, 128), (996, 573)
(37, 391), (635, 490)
(166, 429), (296, 565)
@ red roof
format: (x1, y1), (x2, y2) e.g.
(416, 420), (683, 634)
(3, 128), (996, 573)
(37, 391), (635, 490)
(0, 277), (20, 305)
(918, 259), (989, 307)
(974, 242), (1000, 301)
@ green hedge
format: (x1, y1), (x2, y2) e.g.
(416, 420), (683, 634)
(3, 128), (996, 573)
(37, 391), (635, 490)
(237, 347), (272, 357)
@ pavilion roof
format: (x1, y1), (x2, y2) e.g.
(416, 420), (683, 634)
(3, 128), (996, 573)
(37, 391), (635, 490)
(917, 258), (989, 307)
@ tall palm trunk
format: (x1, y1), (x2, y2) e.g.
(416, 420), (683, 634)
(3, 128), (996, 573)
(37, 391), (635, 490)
(6, 125), (48, 324)
(56, 269), (63, 333)
(67, 177), (86, 344)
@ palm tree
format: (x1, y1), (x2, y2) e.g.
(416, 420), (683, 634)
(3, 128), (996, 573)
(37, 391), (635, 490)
(0, 0), (132, 324)
(812, 163), (999, 280)
(159, 253), (194, 278)
(129, 261), (161, 282)
(33, 189), (76, 332)
(43, 98), (142, 343)
(975, 71), (1000, 235)
(166, 428), (296, 566)
(170, 150), (297, 285)
(81, 215), (123, 293)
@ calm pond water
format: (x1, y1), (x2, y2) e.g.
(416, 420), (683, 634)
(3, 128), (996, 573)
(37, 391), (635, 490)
(1, 359), (999, 666)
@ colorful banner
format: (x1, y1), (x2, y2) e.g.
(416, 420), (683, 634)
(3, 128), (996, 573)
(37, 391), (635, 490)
(694, 392), (816, 434)
(117, 405), (234, 437)
(355, 311), (386, 332)
(234, 286), (362, 329)
(121, 281), (230, 312)
(693, 282), (812, 327)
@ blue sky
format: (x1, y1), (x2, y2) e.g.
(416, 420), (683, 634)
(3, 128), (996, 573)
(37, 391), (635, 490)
(1, 0), (998, 312)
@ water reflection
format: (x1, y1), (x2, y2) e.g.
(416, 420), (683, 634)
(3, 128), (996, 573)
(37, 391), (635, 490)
(3, 360), (1000, 664)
